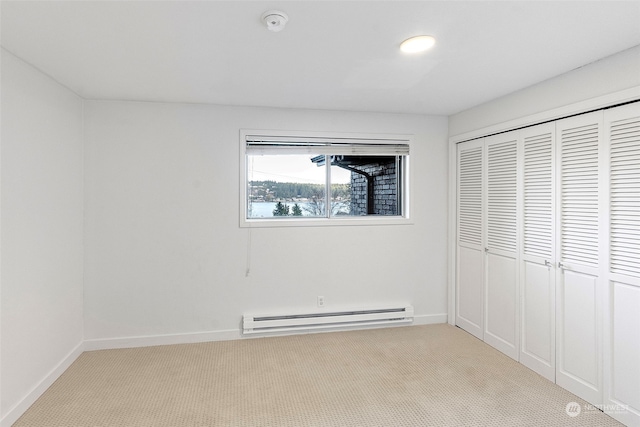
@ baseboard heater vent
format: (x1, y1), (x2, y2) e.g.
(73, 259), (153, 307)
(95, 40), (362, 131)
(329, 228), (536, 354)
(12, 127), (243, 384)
(243, 306), (414, 335)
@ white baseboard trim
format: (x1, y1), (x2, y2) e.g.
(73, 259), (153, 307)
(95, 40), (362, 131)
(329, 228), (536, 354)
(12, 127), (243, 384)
(83, 328), (242, 351)
(0, 341), (84, 427)
(82, 313), (447, 352)
(84, 315), (449, 350)
(413, 313), (448, 325)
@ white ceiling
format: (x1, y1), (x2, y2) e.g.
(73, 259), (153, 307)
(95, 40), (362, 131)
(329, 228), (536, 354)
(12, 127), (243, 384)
(2, 1), (640, 116)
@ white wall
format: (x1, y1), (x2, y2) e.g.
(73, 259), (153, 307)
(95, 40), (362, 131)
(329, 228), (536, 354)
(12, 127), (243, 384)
(449, 45), (640, 136)
(83, 100), (449, 345)
(0, 49), (84, 425)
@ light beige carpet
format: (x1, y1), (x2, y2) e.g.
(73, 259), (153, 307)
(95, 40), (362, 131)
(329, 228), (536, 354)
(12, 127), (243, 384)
(14, 324), (622, 427)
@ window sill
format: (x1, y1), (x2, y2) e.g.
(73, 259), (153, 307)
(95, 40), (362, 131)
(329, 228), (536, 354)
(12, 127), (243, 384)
(240, 216), (413, 228)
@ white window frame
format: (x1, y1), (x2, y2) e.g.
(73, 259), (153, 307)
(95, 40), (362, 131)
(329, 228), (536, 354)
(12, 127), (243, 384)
(240, 129), (413, 228)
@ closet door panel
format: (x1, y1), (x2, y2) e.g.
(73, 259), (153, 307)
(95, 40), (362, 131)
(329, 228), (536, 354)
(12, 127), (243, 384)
(457, 246), (484, 337)
(610, 280), (640, 420)
(604, 102), (640, 426)
(519, 124), (556, 381)
(484, 133), (519, 360)
(485, 252), (517, 356)
(560, 270), (599, 386)
(555, 112), (603, 405)
(521, 260), (554, 380)
(456, 139), (485, 339)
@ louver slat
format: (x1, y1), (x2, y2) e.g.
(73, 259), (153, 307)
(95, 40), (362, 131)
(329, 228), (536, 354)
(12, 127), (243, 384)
(610, 116), (640, 278)
(458, 146), (483, 246)
(524, 132), (553, 258)
(561, 124), (599, 267)
(488, 140), (517, 252)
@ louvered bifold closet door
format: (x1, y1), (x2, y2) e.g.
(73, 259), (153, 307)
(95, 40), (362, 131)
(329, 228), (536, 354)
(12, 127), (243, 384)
(555, 111), (604, 405)
(456, 139), (485, 339)
(519, 123), (556, 381)
(484, 132), (519, 360)
(603, 102), (640, 427)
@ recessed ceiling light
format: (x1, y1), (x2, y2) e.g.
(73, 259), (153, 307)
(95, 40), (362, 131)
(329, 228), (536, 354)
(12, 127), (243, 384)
(400, 35), (436, 54)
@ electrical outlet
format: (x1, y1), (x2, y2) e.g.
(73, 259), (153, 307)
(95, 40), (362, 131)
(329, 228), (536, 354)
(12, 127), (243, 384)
(317, 296), (325, 307)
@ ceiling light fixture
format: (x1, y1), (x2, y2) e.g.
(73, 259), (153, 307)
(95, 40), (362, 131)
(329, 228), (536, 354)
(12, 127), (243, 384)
(262, 10), (289, 32)
(400, 35), (436, 54)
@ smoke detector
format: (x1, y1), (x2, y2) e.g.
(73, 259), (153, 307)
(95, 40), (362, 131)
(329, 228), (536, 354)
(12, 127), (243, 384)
(262, 10), (288, 32)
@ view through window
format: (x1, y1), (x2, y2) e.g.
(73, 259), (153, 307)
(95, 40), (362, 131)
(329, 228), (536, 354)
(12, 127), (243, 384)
(242, 133), (410, 224)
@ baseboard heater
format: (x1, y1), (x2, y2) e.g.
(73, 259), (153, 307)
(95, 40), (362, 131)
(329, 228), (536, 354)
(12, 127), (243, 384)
(243, 305), (413, 335)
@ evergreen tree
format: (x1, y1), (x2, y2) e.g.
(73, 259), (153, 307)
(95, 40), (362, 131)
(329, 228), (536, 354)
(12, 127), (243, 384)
(291, 203), (303, 216)
(273, 201), (290, 216)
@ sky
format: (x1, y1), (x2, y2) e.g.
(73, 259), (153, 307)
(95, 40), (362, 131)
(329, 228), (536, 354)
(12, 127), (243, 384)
(247, 155), (351, 184)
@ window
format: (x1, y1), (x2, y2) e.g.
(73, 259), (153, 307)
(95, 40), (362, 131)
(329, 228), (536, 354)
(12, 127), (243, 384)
(240, 130), (411, 227)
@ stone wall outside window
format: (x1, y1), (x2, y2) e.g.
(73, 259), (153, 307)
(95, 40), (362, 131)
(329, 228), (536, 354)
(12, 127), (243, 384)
(349, 159), (397, 215)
